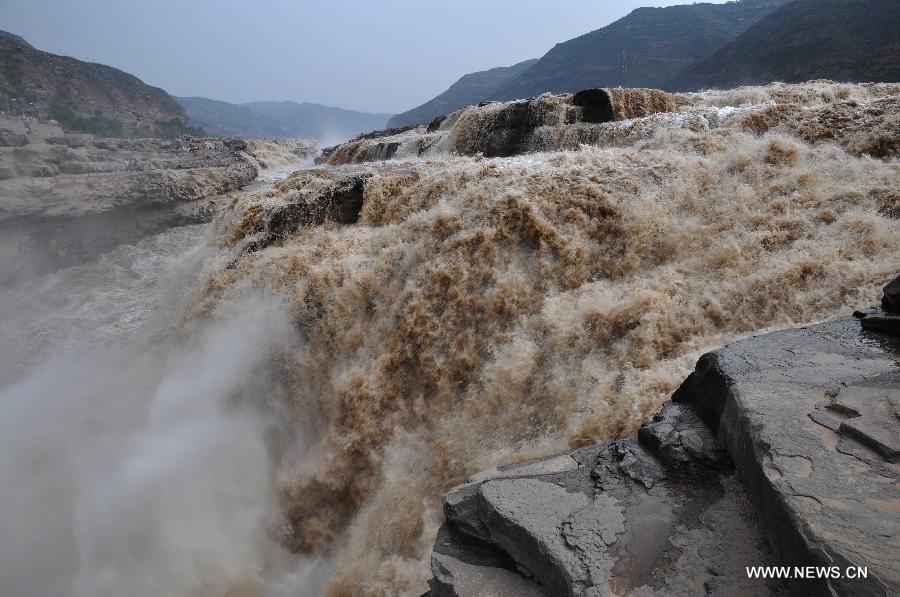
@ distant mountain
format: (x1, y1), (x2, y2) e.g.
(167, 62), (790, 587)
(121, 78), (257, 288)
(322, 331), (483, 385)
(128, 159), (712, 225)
(387, 59), (538, 128)
(491, 0), (790, 101)
(178, 97), (391, 141)
(176, 97), (288, 138)
(0, 34), (194, 137)
(674, 0), (900, 90)
(393, 0), (790, 119)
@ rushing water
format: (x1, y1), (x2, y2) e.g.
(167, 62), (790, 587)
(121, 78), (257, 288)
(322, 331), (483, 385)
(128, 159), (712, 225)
(0, 166), (324, 597)
(212, 82), (899, 596)
(1, 83), (898, 596)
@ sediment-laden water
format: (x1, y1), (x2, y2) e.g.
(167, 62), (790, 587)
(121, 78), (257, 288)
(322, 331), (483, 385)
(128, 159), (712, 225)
(213, 82), (900, 596)
(0, 83), (897, 596)
(0, 165), (327, 597)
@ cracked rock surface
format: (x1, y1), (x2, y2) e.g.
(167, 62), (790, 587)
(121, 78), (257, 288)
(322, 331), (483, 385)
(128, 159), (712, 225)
(428, 310), (899, 596)
(674, 315), (899, 596)
(431, 403), (782, 596)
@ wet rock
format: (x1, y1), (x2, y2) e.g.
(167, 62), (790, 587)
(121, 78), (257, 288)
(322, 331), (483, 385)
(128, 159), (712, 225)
(426, 115), (447, 133)
(638, 402), (731, 483)
(432, 408), (778, 596)
(674, 316), (900, 595)
(855, 276), (900, 336)
(857, 310), (900, 336)
(240, 172), (371, 258)
(469, 99), (555, 157)
(443, 483), (491, 543)
(429, 314), (898, 596)
(429, 525), (546, 597)
(829, 385), (900, 463)
(326, 88), (689, 165)
(572, 89), (616, 124)
(271, 172), (368, 228)
(468, 453), (579, 484)
(607, 88), (690, 120)
(478, 478), (597, 595)
(609, 436), (667, 490)
(314, 145), (336, 164)
(223, 138), (248, 151)
(882, 276), (900, 313)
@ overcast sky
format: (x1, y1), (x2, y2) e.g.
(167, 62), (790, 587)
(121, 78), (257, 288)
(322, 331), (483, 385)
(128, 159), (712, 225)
(1, 0), (727, 114)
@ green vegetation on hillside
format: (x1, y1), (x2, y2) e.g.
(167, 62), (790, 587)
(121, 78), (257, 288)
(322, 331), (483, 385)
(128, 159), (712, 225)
(48, 101), (123, 137)
(153, 117), (204, 138)
(0, 35), (192, 138)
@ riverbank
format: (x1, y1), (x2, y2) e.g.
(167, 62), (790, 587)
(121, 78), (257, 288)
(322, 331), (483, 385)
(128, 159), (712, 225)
(0, 117), (312, 283)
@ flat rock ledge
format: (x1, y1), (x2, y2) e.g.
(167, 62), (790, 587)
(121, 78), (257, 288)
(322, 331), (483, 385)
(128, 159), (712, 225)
(427, 282), (900, 596)
(0, 121), (260, 282)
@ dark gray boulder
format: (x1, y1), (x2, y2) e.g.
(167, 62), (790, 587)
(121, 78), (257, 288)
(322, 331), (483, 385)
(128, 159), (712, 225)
(637, 402), (731, 483)
(426, 115), (447, 133)
(434, 407), (783, 596)
(673, 316), (899, 595)
(854, 276), (900, 336)
(571, 89), (616, 124)
(882, 276), (900, 313)
(236, 172), (371, 263)
(429, 525), (546, 597)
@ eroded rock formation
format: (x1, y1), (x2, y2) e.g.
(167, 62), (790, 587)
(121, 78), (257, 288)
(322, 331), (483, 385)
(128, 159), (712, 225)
(428, 289), (900, 596)
(322, 81), (899, 167)
(322, 88), (690, 164)
(0, 117), (279, 282)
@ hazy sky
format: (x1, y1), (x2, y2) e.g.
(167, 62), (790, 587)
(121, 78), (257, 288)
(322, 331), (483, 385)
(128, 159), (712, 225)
(1, 0), (728, 114)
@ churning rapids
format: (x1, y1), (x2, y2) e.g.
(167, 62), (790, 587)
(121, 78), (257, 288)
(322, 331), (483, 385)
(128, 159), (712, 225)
(1, 82), (898, 597)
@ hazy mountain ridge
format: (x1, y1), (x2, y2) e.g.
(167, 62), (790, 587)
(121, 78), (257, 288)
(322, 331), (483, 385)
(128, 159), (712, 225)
(387, 59), (538, 128)
(492, 0), (791, 100)
(0, 34), (194, 137)
(675, 0), (900, 90)
(389, 0), (790, 123)
(178, 96), (391, 141)
(176, 96), (289, 139)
